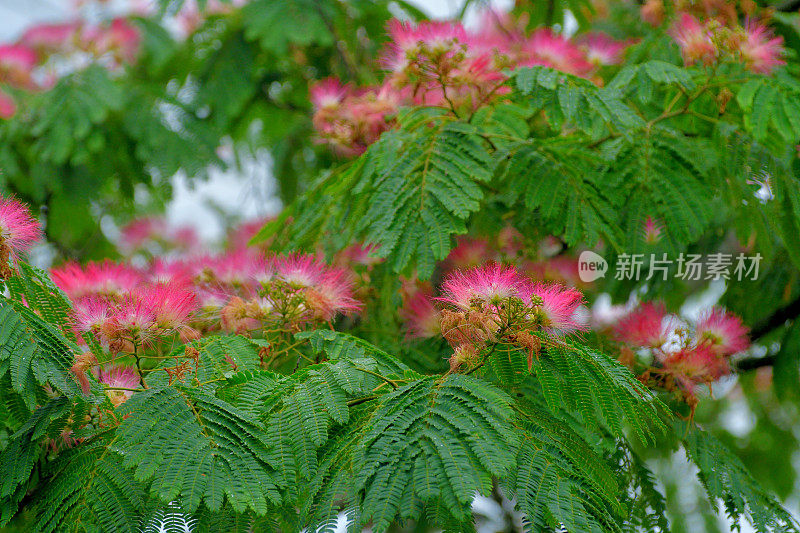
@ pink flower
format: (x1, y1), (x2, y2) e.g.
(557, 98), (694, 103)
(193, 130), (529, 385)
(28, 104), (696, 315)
(642, 216), (663, 245)
(444, 237), (493, 271)
(694, 308), (749, 356)
(272, 253), (361, 320)
(0, 90), (15, 119)
(737, 20), (785, 74)
(400, 289), (441, 338)
(137, 285), (197, 330)
(0, 45), (38, 87)
(99, 365), (140, 407)
(521, 29), (594, 76)
(577, 33), (632, 66)
(113, 295), (157, 342)
(310, 77), (349, 110)
(119, 216), (199, 254)
(383, 19), (468, 72)
(614, 302), (673, 348)
(438, 263), (529, 310)
(228, 217), (273, 251)
(72, 297), (114, 335)
(201, 250), (273, 290)
(530, 283), (586, 334)
(19, 22), (80, 55)
(670, 13), (717, 66)
(662, 344), (730, 391)
(51, 261), (142, 300)
(83, 18), (141, 64)
(0, 195), (41, 255)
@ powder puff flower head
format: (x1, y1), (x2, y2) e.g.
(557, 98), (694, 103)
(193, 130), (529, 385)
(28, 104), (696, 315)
(670, 13), (718, 67)
(0, 195), (41, 277)
(268, 253), (362, 322)
(736, 20), (785, 75)
(694, 308), (749, 356)
(614, 302), (675, 349)
(435, 263), (586, 371)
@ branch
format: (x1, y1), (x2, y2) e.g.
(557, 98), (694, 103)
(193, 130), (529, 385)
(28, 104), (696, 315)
(734, 354), (776, 372)
(749, 296), (800, 340)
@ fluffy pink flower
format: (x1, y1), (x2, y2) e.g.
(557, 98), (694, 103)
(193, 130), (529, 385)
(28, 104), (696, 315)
(642, 216), (663, 245)
(737, 20), (785, 74)
(614, 302), (673, 348)
(670, 13), (717, 66)
(137, 285), (197, 329)
(113, 295), (157, 341)
(695, 308), (749, 356)
(202, 250), (273, 290)
(444, 237), (493, 271)
(19, 22), (80, 54)
(522, 29), (594, 76)
(0, 195), (41, 255)
(51, 261), (142, 300)
(310, 77), (349, 110)
(72, 297), (114, 335)
(577, 33), (631, 66)
(119, 216), (199, 254)
(530, 282), (586, 334)
(272, 253), (361, 320)
(662, 344), (730, 390)
(99, 365), (140, 407)
(383, 19), (468, 72)
(0, 45), (37, 87)
(228, 217), (273, 251)
(400, 289), (441, 338)
(438, 263), (530, 310)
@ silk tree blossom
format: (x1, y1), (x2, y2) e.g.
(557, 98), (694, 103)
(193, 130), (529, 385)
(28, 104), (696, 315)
(661, 344), (730, 392)
(72, 285), (199, 351)
(19, 22), (81, 56)
(670, 13), (718, 67)
(0, 195), (41, 259)
(119, 216), (200, 255)
(0, 45), (38, 88)
(521, 29), (594, 76)
(736, 20), (785, 74)
(578, 33), (632, 66)
(270, 253), (362, 322)
(642, 216), (663, 245)
(52, 261), (142, 300)
(694, 308), (749, 356)
(435, 263), (587, 371)
(99, 365), (140, 407)
(400, 288), (441, 339)
(530, 282), (586, 335)
(437, 263), (529, 310)
(614, 302), (674, 348)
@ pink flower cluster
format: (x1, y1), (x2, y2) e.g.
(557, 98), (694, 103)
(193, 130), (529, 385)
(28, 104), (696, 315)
(55, 241), (361, 351)
(55, 262), (199, 352)
(613, 302), (749, 394)
(0, 17), (141, 118)
(311, 13), (633, 154)
(669, 13), (784, 74)
(405, 262), (585, 371)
